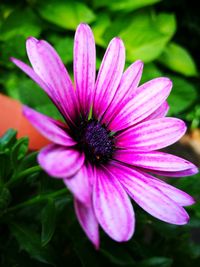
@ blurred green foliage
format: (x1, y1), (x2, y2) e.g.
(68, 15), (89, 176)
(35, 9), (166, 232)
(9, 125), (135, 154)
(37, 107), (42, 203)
(0, 0), (199, 126)
(0, 0), (200, 266)
(0, 130), (200, 266)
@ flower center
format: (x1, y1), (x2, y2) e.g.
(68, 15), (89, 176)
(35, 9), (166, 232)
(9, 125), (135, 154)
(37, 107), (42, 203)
(77, 119), (115, 164)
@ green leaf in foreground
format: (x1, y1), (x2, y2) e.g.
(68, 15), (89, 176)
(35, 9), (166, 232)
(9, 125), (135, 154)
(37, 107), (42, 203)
(0, 129), (17, 150)
(11, 137), (29, 165)
(0, 130), (17, 183)
(41, 199), (56, 247)
(37, 0), (96, 30)
(167, 76), (197, 115)
(10, 223), (56, 266)
(158, 42), (198, 77)
(0, 186), (11, 211)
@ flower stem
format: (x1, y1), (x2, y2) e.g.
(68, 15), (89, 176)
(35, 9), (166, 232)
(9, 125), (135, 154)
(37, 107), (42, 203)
(6, 188), (68, 214)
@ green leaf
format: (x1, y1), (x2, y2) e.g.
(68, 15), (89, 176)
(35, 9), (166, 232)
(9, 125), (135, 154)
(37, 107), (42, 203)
(186, 104), (200, 129)
(0, 129), (17, 150)
(141, 63), (163, 84)
(122, 12), (176, 62)
(0, 130), (17, 183)
(11, 137), (29, 164)
(0, 186), (11, 211)
(103, 15), (135, 44)
(36, 104), (64, 121)
(0, 3), (13, 24)
(68, 221), (101, 267)
(10, 223), (56, 266)
(175, 173), (200, 197)
(18, 151), (38, 171)
(4, 73), (48, 104)
(138, 257), (173, 267)
(104, 12), (176, 63)
(41, 199), (56, 247)
(0, 7), (41, 41)
(158, 42), (198, 77)
(0, 152), (11, 183)
(97, 0), (160, 11)
(101, 241), (135, 265)
(37, 0), (96, 30)
(49, 36), (74, 64)
(167, 76), (197, 115)
(0, 35), (27, 68)
(112, 0), (161, 11)
(55, 37), (74, 64)
(3, 73), (62, 120)
(188, 242), (200, 259)
(93, 0), (160, 11)
(92, 14), (111, 47)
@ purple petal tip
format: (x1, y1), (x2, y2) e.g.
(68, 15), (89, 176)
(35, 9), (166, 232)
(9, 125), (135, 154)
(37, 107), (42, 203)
(10, 56), (15, 62)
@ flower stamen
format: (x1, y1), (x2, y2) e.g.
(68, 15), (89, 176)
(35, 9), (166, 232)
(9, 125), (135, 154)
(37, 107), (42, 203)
(77, 119), (115, 164)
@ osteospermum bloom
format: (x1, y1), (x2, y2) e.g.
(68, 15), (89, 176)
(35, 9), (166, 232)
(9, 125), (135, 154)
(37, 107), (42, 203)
(11, 23), (198, 248)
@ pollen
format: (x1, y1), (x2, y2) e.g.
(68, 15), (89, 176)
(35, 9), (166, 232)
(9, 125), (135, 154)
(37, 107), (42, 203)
(78, 119), (115, 164)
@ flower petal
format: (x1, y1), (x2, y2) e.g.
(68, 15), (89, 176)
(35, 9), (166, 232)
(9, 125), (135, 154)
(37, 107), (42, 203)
(142, 101), (169, 121)
(74, 198), (99, 249)
(148, 177), (195, 206)
(93, 38), (125, 119)
(110, 163), (189, 225)
(116, 118), (186, 151)
(133, 169), (195, 206)
(23, 106), (76, 146)
(109, 78), (172, 132)
(114, 150), (196, 172)
(102, 60), (143, 125)
(74, 24), (96, 116)
(148, 167), (199, 177)
(93, 167), (135, 242)
(26, 37), (78, 123)
(38, 144), (84, 178)
(64, 163), (93, 204)
(10, 58), (53, 98)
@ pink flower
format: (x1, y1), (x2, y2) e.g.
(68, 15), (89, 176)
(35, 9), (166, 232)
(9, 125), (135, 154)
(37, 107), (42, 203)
(11, 23), (198, 249)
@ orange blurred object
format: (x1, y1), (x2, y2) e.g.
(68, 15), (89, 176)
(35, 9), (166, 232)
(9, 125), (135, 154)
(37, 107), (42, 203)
(0, 93), (50, 150)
